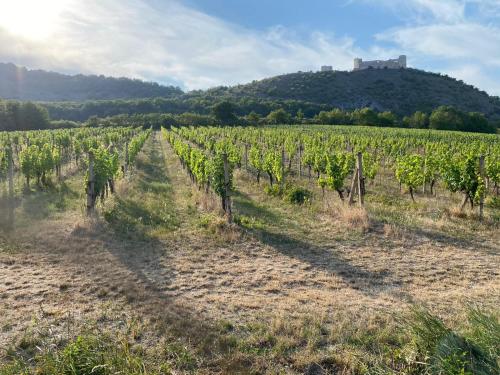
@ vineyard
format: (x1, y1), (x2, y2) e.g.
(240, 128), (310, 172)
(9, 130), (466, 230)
(163, 125), (499, 222)
(0, 127), (151, 227)
(0, 125), (499, 374)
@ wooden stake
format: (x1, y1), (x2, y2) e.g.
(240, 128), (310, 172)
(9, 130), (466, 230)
(86, 152), (95, 216)
(348, 168), (358, 206)
(244, 144), (249, 170)
(124, 142), (129, 174)
(479, 155), (485, 220)
(357, 152), (364, 207)
(422, 156), (427, 194)
(280, 147), (285, 190)
(223, 154), (232, 224)
(298, 142), (302, 177)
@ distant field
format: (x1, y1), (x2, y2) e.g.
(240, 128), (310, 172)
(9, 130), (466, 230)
(0, 125), (499, 374)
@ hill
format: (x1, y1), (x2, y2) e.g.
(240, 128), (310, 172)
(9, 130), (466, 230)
(2, 63), (500, 124)
(0, 63), (183, 101)
(199, 68), (500, 120)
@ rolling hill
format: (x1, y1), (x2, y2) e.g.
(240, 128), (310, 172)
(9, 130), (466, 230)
(1, 63), (500, 122)
(0, 63), (183, 101)
(198, 68), (500, 120)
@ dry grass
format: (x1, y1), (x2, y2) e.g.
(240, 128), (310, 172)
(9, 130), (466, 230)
(0, 132), (499, 374)
(335, 204), (371, 232)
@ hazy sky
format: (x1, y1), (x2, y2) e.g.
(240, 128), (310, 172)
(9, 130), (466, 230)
(0, 0), (499, 94)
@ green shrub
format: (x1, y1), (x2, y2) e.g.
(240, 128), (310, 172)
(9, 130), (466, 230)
(264, 184), (282, 197)
(284, 186), (313, 205)
(403, 307), (500, 374)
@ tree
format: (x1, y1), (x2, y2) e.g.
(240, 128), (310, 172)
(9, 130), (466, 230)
(0, 100), (50, 131)
(351, 108), (378, 125)
(266, 108), (292, 124)
(246, 111), (261, 126)
(429, 106), (463, 131)
(295, 109), (305, 123)
(377, 111), (397, 127)
(403, 111), (429, 129)
(463, 112), (495, 133)
(212, 101), (237, 125)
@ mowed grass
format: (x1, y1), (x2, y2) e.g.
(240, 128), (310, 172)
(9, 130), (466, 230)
(103, 135), (180, 238)
(0, 131), (499, 374)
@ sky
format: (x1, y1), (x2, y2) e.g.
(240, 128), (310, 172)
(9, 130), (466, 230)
(0, 0), (499, 95)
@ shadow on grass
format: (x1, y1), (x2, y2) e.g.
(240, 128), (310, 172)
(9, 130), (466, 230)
(67, 135), (246, 371)
(232, 188), (397, 298)
(104, 135), (180, 237)
(232, 190), (282, 225)
(13, 181), (80, 221)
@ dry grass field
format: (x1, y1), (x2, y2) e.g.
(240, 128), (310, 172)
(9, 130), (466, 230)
(0, 132), (498, 374)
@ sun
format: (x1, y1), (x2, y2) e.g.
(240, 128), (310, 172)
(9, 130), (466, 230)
(0, 0), (68, 40)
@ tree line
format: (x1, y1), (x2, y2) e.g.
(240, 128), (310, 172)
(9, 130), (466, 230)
(0, 100), (51, 131)
(0, 98), (497, 134)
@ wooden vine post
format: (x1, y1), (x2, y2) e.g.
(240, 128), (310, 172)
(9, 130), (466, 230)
(348, 152), (365, 207)
(8, 153), (14, 228)
(124, 142), (129, 175)
(357, 152), (365, 207)
(479, 154), (485, 221)
(422, 154), (427, 194)
(86, 152), (95, 216)
(244, 143), (249, 170)
(280, 147), (285, 191)
(298, 142), (302, 177)
(223, 153), (233, 224)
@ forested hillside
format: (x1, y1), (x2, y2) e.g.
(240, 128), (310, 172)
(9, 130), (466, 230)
(2, 63), (500, 126)
(0, 63), (183, 101)
(209, 68), (500, 120)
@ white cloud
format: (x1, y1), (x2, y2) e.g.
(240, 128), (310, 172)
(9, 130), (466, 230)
(377, 23), (500, 66)
(363, 0), (500, 95)
(0, 0), (359, 90)
(1, 0), (498, 95)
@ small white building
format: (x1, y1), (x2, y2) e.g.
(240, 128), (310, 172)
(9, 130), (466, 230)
(321, 65), (333, 72)
(353, 55), (407, 71)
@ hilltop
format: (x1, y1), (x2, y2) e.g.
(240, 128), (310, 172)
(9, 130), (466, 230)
(201, 68), (500, 120)
(1, 63), (500, 122)
(0, 63), (183, 101)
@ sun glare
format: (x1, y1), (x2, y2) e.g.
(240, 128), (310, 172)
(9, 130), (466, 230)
(0, 0), (68, 40)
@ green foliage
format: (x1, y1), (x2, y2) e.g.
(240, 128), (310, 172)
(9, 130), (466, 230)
(19, 144), (57, 186)
(395, 154), (424, 199)
(403, 307), (499, 374)
(323, 152), (354, 193)
(262, 149), (284, 185)
(164, 128), (234, 200)
(208, 153), (233, 200)
(212, 101), (237, 124)
(0, 100), (51, 131)
(86, 146), (120, 197)
(430, 106), (464, 131)
(403, 111), (429, 129)
(284, 186), (313, 205)
(266, 108), (292, 124)
(128, 130), (151, 165)
(0, 146), (12, 179)
(249, 145), (263, 171)
(441, 152), (485, 204)
(264, 183), (282, 197)
(0, 333), (150, 375)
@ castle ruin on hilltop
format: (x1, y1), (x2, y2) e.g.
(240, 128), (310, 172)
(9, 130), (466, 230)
(353, 55), (407, 71)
